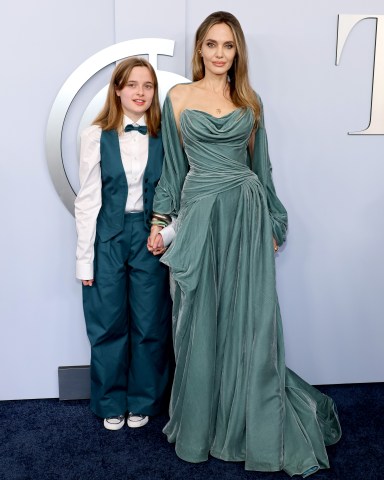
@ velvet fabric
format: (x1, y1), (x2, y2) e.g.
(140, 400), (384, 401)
(153, 95), (341, 477)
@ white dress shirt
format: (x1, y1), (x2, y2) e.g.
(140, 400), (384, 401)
(75, 115), (175, 280)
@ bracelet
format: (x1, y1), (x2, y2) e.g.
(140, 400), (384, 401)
(151, 219), (168, 227)
(152, 212), (171, 225)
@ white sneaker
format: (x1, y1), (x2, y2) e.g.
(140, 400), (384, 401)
(103, 415), (125, 431)
(127, 412), (149, 428)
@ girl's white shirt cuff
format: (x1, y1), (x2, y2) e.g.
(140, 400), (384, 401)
(76, 262), (93, 281)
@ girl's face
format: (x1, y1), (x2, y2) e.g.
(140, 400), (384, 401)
(200, 23), (236, 77)
(116, 66), (155, 121)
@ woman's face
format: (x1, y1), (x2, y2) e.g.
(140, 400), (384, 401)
(200, 23), (236, 77)
(115, 66), (155, 121)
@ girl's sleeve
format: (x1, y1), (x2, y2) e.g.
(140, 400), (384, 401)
(153, 94), (189, 217)
(74, 126), (102, 280)
(251, 97), (288, 246)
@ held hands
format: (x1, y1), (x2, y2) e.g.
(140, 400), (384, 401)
(81, 228), (166, 287)
(147, 225), (167, 256)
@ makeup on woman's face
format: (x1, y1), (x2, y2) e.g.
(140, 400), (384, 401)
(201, 23), (236, 75)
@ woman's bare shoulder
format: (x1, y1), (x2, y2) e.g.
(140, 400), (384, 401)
(168, 83), (194, 104)
(167, 83), (197, 122)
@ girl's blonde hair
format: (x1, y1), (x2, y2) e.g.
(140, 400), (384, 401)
(93, 57), (161, 137)
(192, 11), (260, 125)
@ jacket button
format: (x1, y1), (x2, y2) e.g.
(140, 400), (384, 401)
(144, 199), (148, 203)
(145, 178), (148, 183)
(144, 188), (148, 192)
(145, 209), (148, 214)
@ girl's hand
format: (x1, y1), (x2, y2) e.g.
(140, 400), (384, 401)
(152, 233), (166, 256)
(82, 279), (94, 286)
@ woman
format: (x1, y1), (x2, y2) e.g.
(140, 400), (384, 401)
(75, 57), (172, 431)
(148, 11), (341, 477)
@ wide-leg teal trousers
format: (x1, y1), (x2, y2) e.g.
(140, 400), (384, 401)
(83, 212), (172, 418)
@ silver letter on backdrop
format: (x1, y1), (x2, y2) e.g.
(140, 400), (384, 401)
(336, 14), (384, 135)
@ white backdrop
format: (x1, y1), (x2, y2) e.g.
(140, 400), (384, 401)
(0, 0), (383, 400)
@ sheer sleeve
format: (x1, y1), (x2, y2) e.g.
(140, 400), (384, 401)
(251, 97), (288, 246)
(152, 94), (189, 216)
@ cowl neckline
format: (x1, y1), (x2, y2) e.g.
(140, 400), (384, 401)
(182, 107), (243, 120)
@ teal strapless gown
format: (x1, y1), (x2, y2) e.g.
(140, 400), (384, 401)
(153, 94), (341, 477)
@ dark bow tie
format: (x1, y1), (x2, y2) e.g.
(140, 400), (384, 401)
(124, 124), (147, 135)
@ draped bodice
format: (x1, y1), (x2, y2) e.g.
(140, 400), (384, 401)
(179, 108), (257, 204)
(180, 108), (254, 170)
(153, 93), (288, 246)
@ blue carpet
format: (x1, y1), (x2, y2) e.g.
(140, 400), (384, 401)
(0, 384), (383, 480)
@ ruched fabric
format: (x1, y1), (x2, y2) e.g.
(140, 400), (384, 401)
(153, 95), (341, 477)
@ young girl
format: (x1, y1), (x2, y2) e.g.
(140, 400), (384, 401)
(75, 57), (172, 431)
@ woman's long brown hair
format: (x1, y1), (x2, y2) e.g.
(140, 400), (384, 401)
(191, 11), (260, 126)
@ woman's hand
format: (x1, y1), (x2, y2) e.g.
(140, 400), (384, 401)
(273, 237), (279, 253)
(148, 225), (167, 255)
(82, 279), (94, 286)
